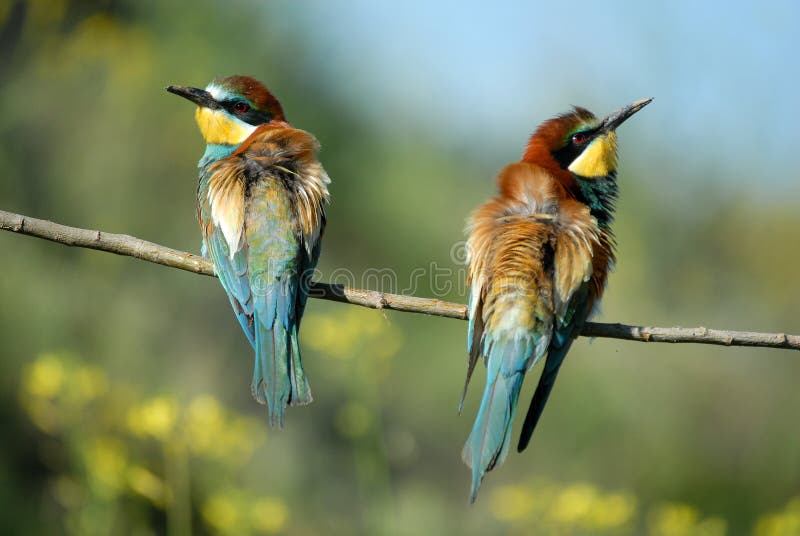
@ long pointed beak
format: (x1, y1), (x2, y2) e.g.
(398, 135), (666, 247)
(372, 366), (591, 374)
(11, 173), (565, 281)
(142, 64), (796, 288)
(600, 97), (653, 132)
(166, 85), (220, 109)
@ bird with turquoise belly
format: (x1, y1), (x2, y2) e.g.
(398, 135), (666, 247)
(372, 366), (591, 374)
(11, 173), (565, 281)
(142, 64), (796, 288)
(168, 75), (330, 428)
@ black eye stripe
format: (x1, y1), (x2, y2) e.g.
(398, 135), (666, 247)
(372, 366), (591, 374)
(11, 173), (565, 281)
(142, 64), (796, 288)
(221, 100), (248, 114)
(552, 130), (598, 169)
(220, 100), (273, 126)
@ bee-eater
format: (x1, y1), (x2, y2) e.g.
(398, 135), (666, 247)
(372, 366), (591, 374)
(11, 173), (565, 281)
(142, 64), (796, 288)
(460, 98), (652, 501)
(167, 76), (330, 427)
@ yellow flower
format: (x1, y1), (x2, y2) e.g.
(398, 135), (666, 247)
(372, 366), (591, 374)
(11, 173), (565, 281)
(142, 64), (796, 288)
(551, 483), (597, 524)
(755, 514), (800, 536)
(647, 503), (700, 536)
(185, 395), (225, 455)
(24, 353), (65, 399)
(127, 465), (167, 508)
(83, 437), (128, 498)
(250, 497), (289, 534)
(587, 492), (637, 529)
(127, 396), (178, 440)
(754, 497), (800, 536)
(203, 492), (241, 535)
(184, 395), (264, 461)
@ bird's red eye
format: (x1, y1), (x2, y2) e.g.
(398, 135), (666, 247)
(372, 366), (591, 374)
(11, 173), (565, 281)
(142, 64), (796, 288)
(572, 133), (587, 144)
(234, 102), (249, 113)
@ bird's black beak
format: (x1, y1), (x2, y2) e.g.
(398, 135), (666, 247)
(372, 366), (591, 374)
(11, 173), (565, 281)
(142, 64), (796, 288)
(166, 85), (221, 109)
(600, 97), (653, 132)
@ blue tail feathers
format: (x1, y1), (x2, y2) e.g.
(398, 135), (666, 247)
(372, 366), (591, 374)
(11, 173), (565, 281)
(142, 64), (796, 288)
(462, 369), (524, 503)
(250, 277), (312, 428)
(462, 335), (534, 502)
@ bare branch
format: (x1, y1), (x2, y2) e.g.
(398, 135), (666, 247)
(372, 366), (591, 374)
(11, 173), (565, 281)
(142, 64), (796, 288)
(581, 323), (799, 350)
(1, 209), (797, 351)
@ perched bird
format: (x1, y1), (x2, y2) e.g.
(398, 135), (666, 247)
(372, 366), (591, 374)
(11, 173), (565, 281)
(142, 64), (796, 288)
(460, 98), (652, 501)
(168, 76), (330, 427)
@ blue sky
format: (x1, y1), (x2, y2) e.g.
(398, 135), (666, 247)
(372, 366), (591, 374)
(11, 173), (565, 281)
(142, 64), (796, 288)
(278, 0), (799, 191)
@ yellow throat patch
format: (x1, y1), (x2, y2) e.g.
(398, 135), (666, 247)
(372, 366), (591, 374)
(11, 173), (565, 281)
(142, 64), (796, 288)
(568, 132), (618, 178)
(195, 107), (255, 145)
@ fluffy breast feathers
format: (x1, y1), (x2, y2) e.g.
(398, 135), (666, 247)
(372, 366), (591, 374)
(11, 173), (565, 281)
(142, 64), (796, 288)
(204, 125), (331, 257)
(467, 162), (603, 328)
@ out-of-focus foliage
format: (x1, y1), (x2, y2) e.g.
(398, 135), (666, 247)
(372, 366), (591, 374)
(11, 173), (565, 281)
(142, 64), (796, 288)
(19, 351), (279, 535)
(1, 1), (799, 534)
(16, 350), (770, 536)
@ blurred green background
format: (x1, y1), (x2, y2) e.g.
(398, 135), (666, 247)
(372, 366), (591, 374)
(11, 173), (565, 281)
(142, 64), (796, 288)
(1, 0), (799, 534)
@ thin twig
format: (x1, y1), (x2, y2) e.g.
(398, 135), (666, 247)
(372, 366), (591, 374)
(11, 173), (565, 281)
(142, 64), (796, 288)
(1, 208), (797, 351)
